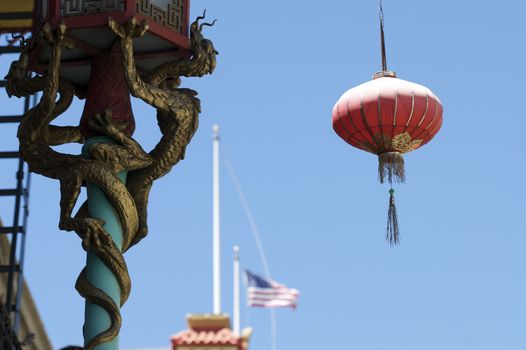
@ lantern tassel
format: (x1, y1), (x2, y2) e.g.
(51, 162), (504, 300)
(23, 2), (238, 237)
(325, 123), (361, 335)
(378, 151), (405, 184)
(386, 188), (400, 246)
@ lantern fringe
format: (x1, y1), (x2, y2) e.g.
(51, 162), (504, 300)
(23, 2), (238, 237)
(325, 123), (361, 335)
(386, 188), (400, 246)
(378, 152), (405, 184)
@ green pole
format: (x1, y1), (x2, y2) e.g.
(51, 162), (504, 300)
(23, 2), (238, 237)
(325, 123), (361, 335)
(82, 136), (125, 350)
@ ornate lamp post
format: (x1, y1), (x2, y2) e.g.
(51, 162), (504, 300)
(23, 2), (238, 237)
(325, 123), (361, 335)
(6, 1), (217, 349)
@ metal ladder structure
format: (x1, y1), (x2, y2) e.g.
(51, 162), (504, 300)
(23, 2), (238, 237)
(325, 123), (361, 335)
(0, 42), (35, 348)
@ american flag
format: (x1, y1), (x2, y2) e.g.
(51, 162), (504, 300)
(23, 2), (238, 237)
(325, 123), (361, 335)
(245, 270), (299, 309)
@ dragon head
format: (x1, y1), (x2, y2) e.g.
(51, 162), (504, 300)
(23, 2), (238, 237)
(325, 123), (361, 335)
(5, 53), (29, 98)
(189, 10), (219, 76)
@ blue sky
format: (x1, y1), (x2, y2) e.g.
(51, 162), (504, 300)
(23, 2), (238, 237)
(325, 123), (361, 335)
(0, 1), (525, 349)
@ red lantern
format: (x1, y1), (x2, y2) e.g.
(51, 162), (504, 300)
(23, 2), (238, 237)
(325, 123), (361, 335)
(332, 4), (443, 245)
(332, 73), (443, 184)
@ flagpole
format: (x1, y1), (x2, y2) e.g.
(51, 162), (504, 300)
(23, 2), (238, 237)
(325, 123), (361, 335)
(213, 124), (221, 314)
(271, 308), (277, 350)
(233, 245), (240, 335)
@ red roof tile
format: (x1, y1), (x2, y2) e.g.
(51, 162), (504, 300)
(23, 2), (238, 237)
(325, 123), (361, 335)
(171, 328), (241, 347)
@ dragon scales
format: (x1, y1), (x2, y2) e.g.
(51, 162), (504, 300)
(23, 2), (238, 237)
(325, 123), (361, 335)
(6, 13), (217, 349)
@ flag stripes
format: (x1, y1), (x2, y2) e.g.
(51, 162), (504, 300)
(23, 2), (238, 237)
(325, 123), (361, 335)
(245, 270), (299, 309)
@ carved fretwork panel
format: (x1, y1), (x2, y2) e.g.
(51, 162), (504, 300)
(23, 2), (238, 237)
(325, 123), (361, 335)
(61, 0), (125, 16)
(136, 0), (185, 34)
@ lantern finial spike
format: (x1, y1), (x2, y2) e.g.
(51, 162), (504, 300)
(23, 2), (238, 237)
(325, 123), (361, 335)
(373, 1), (397, 79)
(379, 0), (387, 72)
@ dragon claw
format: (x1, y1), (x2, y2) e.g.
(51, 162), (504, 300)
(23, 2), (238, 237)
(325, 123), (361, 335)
(109, 17), (148, 39)
(124, 17), (137, 36)
(88, 111), (107, 133)
(136, 20), (149, 37)
(108, 17), (124, 38)
(57, 22), (67, 41)
(41, 22), (67, 46)
(89, 109), (128, 136)
(81, 218), (111, 252)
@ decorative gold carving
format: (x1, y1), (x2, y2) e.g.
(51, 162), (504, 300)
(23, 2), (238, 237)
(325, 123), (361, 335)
(391, 132), (422, 153)
(61, 0), (125, 16)
(136, 0), (185, 34)
(110, 13), (217, 245)
(7, 14), (217, 349)
(361, 132), (423, 154)
(7, 25), (146, 349)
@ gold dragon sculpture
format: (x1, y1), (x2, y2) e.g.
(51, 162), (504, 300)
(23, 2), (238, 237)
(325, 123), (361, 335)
(6, 13), (217, 349)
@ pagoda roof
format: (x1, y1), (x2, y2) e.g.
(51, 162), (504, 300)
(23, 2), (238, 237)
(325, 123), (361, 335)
(171, 328), (239, 346)
(171, 314), (252, 349)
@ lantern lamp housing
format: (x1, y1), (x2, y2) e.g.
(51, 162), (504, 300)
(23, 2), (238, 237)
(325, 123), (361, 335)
(30, 0), (191, 86)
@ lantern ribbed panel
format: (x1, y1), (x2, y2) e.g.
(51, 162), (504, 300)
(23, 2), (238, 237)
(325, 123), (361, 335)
(332, 77), (443, 155)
